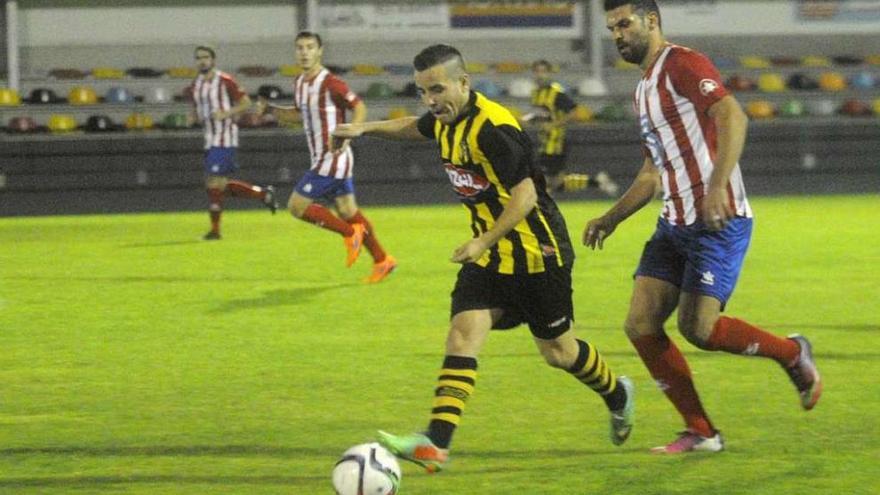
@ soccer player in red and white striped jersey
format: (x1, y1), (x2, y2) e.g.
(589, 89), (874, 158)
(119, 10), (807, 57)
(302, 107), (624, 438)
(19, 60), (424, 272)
(583, 0), (822, 453)
(188, 45), (277, 240)
(258, 32), (395, 283)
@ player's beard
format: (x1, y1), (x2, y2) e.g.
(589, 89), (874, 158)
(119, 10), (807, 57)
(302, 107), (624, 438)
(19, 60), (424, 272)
(618, 37), (649, 65)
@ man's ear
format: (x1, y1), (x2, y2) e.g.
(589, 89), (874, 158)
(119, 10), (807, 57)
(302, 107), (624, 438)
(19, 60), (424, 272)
(460, 73), (470, 91)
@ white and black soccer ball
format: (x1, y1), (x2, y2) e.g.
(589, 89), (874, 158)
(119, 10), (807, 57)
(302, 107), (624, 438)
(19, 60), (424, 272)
(332, 442), (401, 495)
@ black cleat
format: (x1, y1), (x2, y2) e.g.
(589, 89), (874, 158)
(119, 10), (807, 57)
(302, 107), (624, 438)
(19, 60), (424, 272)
(203, 231), (222, 241)
(263, 185), (278, 214)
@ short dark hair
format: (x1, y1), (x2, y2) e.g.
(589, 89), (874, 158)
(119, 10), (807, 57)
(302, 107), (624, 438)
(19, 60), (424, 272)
(603, 0), (662, 28)
(413, 44), (465, 72)
(532, 59), (552, 71)
(195, 45), (216, 59)
(296, 31), (323, 47)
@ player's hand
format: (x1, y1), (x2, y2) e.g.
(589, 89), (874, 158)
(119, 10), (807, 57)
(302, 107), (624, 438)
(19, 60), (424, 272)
(450, 238), (488, 264)
(701, 187), (734, 231)
(583, 216), (616, 250)
(211, 109), (230, 120)
(254, 97), (269, 116)
(330, 123), (364, 152)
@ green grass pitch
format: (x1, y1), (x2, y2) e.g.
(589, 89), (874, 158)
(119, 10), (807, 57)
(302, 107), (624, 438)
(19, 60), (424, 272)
(1, 195), (878, 494)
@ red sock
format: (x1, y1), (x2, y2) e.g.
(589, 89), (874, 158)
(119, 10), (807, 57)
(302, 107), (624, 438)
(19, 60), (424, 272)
(347, 210), (386, 263)
(225, 179), (265, 200)
(301, 204), (353, 236)
(632, 334), (716, 437)
(707, 316), (800, 366)
(207, 188), (224, 233)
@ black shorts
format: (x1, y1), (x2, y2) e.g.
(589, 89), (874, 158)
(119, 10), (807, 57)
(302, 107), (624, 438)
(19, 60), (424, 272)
(536, 154), (567, 176)
(450, 262), (574, 339)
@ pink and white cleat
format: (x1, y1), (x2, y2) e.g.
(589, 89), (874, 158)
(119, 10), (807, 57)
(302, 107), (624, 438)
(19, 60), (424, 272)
(651, 430), (725, 454)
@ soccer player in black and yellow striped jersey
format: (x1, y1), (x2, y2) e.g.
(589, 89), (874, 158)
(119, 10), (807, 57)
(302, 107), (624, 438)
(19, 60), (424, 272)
(524, 59), (619, 196)
(332, 44), (634, 473)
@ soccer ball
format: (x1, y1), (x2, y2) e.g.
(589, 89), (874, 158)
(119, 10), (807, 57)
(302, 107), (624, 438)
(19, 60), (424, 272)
(332, 442), (401, 495)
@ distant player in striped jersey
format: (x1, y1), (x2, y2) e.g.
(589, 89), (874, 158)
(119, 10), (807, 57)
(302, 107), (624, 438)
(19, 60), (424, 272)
(522, 59), (618, 196)
(333, 44), (635, 473)
(256, 32), (395, 283)
(187, 45), (278, 241)
(583, 0), (823, 454)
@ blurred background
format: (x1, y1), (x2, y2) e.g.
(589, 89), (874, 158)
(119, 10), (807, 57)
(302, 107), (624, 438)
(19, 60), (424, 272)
(0, 0), (877, 216)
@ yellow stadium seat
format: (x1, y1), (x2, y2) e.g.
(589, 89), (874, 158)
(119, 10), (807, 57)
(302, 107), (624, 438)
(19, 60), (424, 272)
(125, 112), (154, 130)
(873, 98), (880, 115)
(68, 86), (98, 105)
(166, 66), (198, 79)
(0, 88), (21, 106)
(465, 62), (488, 74)
(739, 56), (771, 69)
(757, 73), (786, 93)
(352, 64), (384, 76)
(48, 114), (78, 132)
(279, 64), (304, 77)
(865, 55), (880, 66)
(801, 55), (831, 67)
(818, 72), (847, 92)
(92, 67), (125, 79)
(572, 104), (594, 123)
(386, 107), (412, 120)
(494, 61), (526, 74)
(745, 100), (775, 119)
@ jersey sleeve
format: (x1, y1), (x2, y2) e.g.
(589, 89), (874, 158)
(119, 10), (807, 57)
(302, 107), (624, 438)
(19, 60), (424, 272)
(221, 76), (247, 103)
(416, 112), (436, 139)
(326, 76), (362, 110)
(667, 48), (729, 114)
(553, 90), (577, 114)
(477, 124), (532, 189)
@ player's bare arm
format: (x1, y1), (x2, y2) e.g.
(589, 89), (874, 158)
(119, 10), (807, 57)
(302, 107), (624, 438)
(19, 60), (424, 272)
(583, 157), (659, 250)
(257, 97), (302, 124)
(212, 94), (252, 120)
(451, 177), (537, 264)
(331, 117), (427, 152)
(703, 95), (748, 230)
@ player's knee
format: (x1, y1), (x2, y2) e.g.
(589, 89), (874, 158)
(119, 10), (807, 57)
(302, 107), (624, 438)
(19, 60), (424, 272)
(539, 347), (571, 369)
(624, 313), (658, 340)
(678, 317), (715, 350)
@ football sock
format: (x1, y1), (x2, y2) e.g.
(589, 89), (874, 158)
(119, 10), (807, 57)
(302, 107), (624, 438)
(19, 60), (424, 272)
(567, 339), (626, 411)
(207, 188), (224, 233)
(427, 355), (477, 449)
(632, 334), (716, 438)
(224, 179), (265, 200)
(347, 210), (386, 263)
(301, 204), (353, 236)
(706, 316), (800, 366)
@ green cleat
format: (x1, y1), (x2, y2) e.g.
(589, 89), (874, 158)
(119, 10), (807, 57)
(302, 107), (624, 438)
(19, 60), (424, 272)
(610, 376), (635, 446)
(377, 430), (448, 474)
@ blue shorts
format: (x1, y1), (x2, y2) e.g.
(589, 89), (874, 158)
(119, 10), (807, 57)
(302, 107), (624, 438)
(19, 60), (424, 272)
(294, 170), (355, 200)
(204, 147), (238, 176)
(635, 217), (753, 306)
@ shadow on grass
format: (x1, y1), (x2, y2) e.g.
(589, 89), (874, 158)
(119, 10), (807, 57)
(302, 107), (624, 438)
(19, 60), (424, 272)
(120, 240), (203, 248)
(0, 444), (330, 457)
(3, 275), (263, 283)
(214, 283), (356, 313)
(0, 474), (324, 488)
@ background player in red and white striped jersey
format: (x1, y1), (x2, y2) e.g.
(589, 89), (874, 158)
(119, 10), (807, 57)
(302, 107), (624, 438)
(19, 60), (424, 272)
(257, 32), (395, 283)
(583, 0), (822, 453)
(187, 45), (277, 240)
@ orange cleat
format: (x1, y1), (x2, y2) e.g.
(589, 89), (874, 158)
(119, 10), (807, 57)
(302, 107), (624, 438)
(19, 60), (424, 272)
(344, 223), (366, 267)
(364, 255), (398, 284)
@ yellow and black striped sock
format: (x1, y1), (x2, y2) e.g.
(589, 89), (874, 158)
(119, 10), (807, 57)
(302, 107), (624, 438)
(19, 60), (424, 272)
(567, 339), (626, 411)
(426, 355), (477, 449)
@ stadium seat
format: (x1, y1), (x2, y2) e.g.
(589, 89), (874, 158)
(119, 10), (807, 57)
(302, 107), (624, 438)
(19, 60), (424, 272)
(465, 62), (489, 74)
(595, 103), (627, 122)
(161, 112), (190, 130)
(49, 68), (88, 79)
(397, 82), (419, 98)
(105, 87), (136, 104)
(757, 73), (786, 93)
(770, 56), (799, 67)
(472, 79), (503, 98)
(84, 114), (119, 132)
(849, 71), (876, 90)
(832, 55), (863, 66)
(144, 86), (173, 104)
(571, 104), (594, 123)
(711, 56), (737, 69)
(787, 73), (819, 91)
(127, 67), (164, 78)
(68, 86), (98, 106)
(279, 64), (304, 77)
(7, 116), (38, 133)
(866, 55), (880, 66)
(839, 99), (872, 117)
(507, 77), (536, 98)
(384, 64), (412, 76)
(365, 82), (395, 98)
(238, 65), (275, 77)
(739, 56), (771, 69)
(801, 55), (831, 67)
(745, 100), (775, 119)
(779, 99), (806, 118)
(494, 62), (526, 74)
(326, 64), (349, 75)
(47, 114), (78, 133)
(27, 88), (62, 104)
(726, 75), (757, 92)
(166, 66), (198, 79)
(578, 77), (609, 97)
(125, 112), (154, 130)
(818, 72), (847, 92)
(0, 88), (22, 106)
(352, 64), (384, 76)
(257, 84), (285, 100)
(874, 98), (880, 116)
(386, 106), (412, 120)
(806, 99), (836, 116)
(92, 67), (126, 79)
